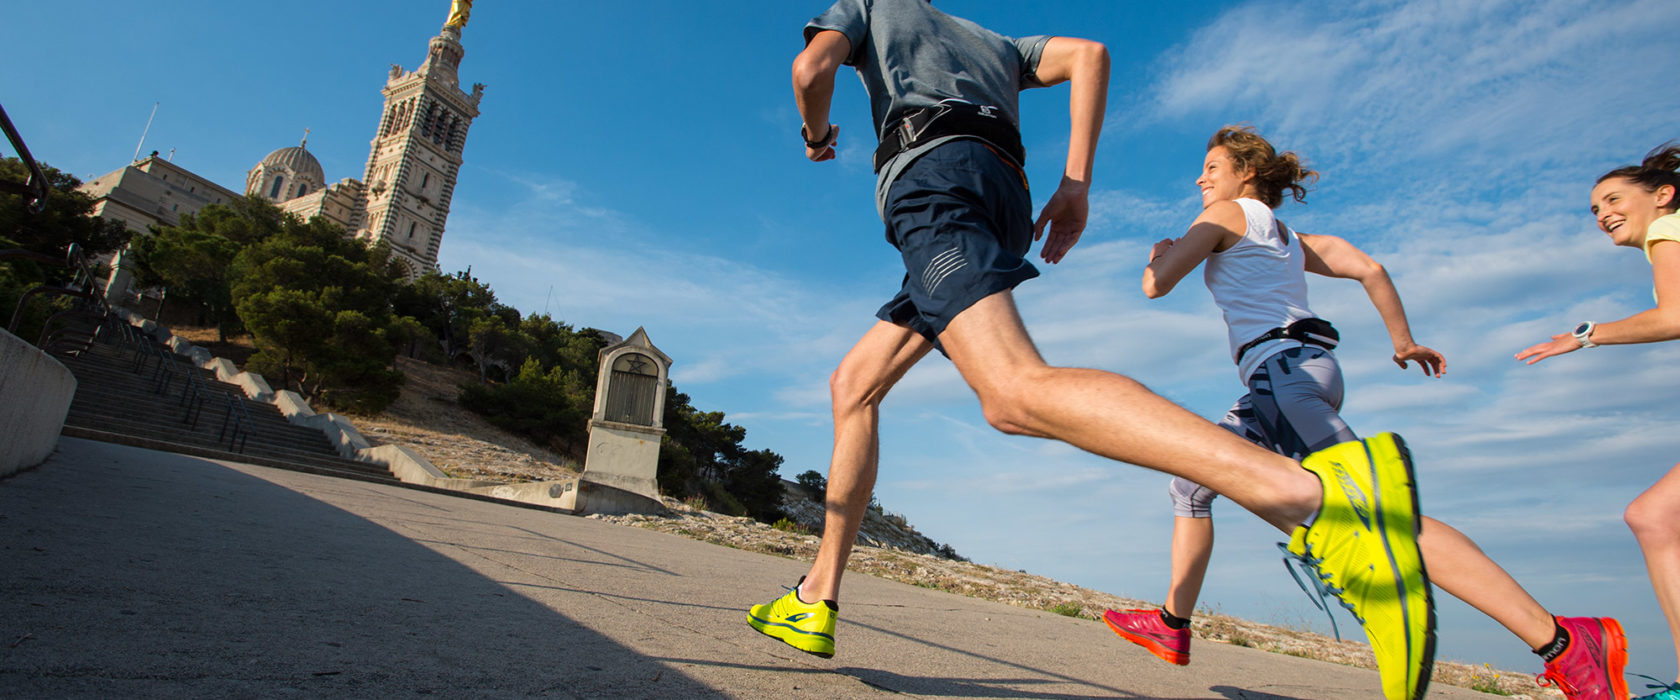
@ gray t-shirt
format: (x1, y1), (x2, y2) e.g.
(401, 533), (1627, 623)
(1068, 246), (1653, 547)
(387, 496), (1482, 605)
(804, 0), (1050, 216)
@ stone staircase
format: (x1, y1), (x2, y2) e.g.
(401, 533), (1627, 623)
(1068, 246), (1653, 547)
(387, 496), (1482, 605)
(55, 324), (402, 486)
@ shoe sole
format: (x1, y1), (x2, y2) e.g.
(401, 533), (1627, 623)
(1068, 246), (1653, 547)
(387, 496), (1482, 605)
(1104, 612), (1189, 666)
(748, 611), (835, 658)
(1365, 434), (1437, 700)
(1601, 617), (1630, 700)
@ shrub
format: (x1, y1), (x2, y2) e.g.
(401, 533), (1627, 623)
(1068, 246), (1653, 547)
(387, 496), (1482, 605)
(1046, 602), (1084, 618)
(771, 518), (811, 535)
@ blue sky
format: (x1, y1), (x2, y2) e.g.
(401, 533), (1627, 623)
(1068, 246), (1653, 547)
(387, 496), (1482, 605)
(8, 0), (1680, 680)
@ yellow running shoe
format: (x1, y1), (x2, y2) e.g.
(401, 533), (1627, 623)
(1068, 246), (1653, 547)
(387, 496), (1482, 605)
(1285, 433), (1436, 700)
(747, 580), (836, 658)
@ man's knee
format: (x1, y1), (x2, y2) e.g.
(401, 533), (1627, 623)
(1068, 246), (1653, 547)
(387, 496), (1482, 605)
(974, 386), (1036, 436)
(830, 358), (890, 416)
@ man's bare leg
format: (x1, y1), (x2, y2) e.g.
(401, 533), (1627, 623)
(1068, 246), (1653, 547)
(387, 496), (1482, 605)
(798, 321), (933, 604)
(937, 291), (1320, 529)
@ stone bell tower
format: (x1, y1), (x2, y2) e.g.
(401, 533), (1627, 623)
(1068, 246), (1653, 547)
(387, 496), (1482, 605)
(356, 0), (484, 278)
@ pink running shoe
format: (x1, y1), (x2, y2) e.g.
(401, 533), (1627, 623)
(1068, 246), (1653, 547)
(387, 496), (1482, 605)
(1536, 616), (1629, 700)
(1104, 608), (1190, 666)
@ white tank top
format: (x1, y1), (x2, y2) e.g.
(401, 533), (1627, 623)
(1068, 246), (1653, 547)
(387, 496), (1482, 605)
(1203, 198), (1317, 381)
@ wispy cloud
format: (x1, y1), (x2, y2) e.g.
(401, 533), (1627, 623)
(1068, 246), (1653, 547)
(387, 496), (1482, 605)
(1144, 0), (1680, 176)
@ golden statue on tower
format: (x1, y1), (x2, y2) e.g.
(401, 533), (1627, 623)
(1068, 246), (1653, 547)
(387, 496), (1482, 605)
(445, 0), (473, 29)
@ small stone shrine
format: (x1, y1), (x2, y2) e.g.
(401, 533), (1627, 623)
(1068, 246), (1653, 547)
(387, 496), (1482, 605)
(579, 327), (670, 502)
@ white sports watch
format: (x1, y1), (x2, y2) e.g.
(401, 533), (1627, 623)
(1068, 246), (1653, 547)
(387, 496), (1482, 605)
(1572, 321), (1597, 348)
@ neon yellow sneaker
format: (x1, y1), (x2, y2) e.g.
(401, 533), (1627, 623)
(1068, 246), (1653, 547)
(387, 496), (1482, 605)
(747, 580), (836, 658)
(1284, 433), (1436, 700)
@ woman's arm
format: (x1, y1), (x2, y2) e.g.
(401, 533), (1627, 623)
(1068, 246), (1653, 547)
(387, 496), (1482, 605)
(1517, 240), (1680, 363)
(1142, 200), (1243, 298)
(1299, 232), (1445, 376)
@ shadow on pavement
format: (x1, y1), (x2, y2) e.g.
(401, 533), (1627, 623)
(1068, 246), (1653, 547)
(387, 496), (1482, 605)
(0, 440), (720, 697)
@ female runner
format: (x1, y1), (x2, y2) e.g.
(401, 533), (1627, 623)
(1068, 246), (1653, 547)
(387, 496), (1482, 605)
(1106, 125), (1628, 700)
(1518, 142), (1680, 700)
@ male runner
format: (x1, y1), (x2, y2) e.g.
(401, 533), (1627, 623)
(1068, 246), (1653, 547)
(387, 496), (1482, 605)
(748, 3), (1437, 697)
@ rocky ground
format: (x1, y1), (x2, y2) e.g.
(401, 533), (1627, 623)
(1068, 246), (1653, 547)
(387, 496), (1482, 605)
(174, 328), (1550, 697)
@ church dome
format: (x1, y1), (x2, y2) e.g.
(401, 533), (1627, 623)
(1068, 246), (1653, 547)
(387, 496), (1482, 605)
(258, 146), (324, 185)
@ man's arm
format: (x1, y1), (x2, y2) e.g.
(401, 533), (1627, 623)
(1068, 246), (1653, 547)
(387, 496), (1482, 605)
(1030, 37), (1109, 264)
(792, 30), (850, 163)
(1299, 233), (1445, 376)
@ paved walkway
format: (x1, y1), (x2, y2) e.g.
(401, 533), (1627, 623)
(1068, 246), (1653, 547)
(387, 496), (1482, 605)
(0, 438), (1495, 698)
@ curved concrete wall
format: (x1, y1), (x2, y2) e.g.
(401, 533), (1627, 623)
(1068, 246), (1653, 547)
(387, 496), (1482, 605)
(0, 328), (77, 478)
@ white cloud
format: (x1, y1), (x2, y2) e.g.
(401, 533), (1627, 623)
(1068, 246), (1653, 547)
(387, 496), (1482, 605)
(1144, 0), (1680, 178)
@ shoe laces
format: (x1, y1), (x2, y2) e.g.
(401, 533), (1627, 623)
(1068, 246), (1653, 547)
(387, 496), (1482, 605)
(1277, 542), (1350, 642)
(1632, 673), (1680, 699)
(1534, 665), (1579, 695)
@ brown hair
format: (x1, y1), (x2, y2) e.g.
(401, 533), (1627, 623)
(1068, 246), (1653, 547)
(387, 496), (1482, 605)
(1207, 125), (1318, 209)
(1597, 141), (1680, 210)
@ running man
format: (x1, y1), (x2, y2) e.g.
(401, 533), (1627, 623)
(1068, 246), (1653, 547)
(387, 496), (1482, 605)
(1106, 125), (1626, 700)
(748, 3), (1435, 698)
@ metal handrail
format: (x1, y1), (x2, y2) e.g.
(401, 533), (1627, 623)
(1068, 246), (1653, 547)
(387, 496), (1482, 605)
(147, 342), (176, 396)
(217, 392), (250, 453)
(180, 368), (208, 428)
(0, 100), (48, 214)
(5, 243), (104, 335)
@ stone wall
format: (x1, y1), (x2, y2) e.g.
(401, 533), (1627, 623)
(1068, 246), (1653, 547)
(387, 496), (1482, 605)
(0, 328), (77, 478)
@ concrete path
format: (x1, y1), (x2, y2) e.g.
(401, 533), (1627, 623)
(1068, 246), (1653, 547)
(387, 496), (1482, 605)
(0, 438), (1496, 698)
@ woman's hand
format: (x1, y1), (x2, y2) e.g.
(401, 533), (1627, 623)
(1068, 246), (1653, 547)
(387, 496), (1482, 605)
(1515, 333), (1580, 365)
(1392, 343), (1445, 377)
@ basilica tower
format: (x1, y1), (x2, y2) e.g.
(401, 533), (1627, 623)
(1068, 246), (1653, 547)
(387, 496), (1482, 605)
(357, 1), (483, 277)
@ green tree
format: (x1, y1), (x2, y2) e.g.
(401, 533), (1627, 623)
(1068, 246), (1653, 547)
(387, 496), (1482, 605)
(315, 309), (404, 413)
(131, 224), (243, 338)
(387, 314), (432, 360)
(726, 449), (787, 522)
(0, 157), (132, 259)
(466, 315), (530, 384)
(796, 470), (827, 502)
(392, 270), (497, 362)
(228, 208), (404, 412)
(236, 286), (333, 393)
(459, 356), (594, 454)
(1, 158), (131, 340)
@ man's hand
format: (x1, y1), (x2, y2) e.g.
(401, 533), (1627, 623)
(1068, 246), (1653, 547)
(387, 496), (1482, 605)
(1034, 176), (1089, 264)
(805, 123), (838, 162)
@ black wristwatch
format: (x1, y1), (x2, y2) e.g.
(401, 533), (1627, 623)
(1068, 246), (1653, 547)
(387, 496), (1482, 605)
(802, 123), (835, 149)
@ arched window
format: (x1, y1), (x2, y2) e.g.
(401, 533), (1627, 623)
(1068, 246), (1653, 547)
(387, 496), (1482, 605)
(296, 183), (309, 198)
(407, 222), (417, 239)
(268, 176), (284, 199)
(605, 353), (660, 426)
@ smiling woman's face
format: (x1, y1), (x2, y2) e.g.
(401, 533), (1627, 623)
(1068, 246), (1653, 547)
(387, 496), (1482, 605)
(1591, 176), (1677, 248)
(1197, 146), (1252, 209)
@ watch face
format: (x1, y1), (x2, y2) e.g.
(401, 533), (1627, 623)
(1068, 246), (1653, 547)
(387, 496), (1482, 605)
(1574, 322), (1591, 335)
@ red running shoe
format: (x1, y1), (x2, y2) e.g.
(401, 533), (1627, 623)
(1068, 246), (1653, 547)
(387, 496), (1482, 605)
(1537, 616), (1630, 700)
(1104, 608), (1190, 666)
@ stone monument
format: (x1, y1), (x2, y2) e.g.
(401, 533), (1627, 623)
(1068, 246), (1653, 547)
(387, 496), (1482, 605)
(578, 327), (670, 506)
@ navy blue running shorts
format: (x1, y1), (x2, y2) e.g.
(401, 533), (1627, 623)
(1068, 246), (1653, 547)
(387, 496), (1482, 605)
(876, 139), (1039, 345)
